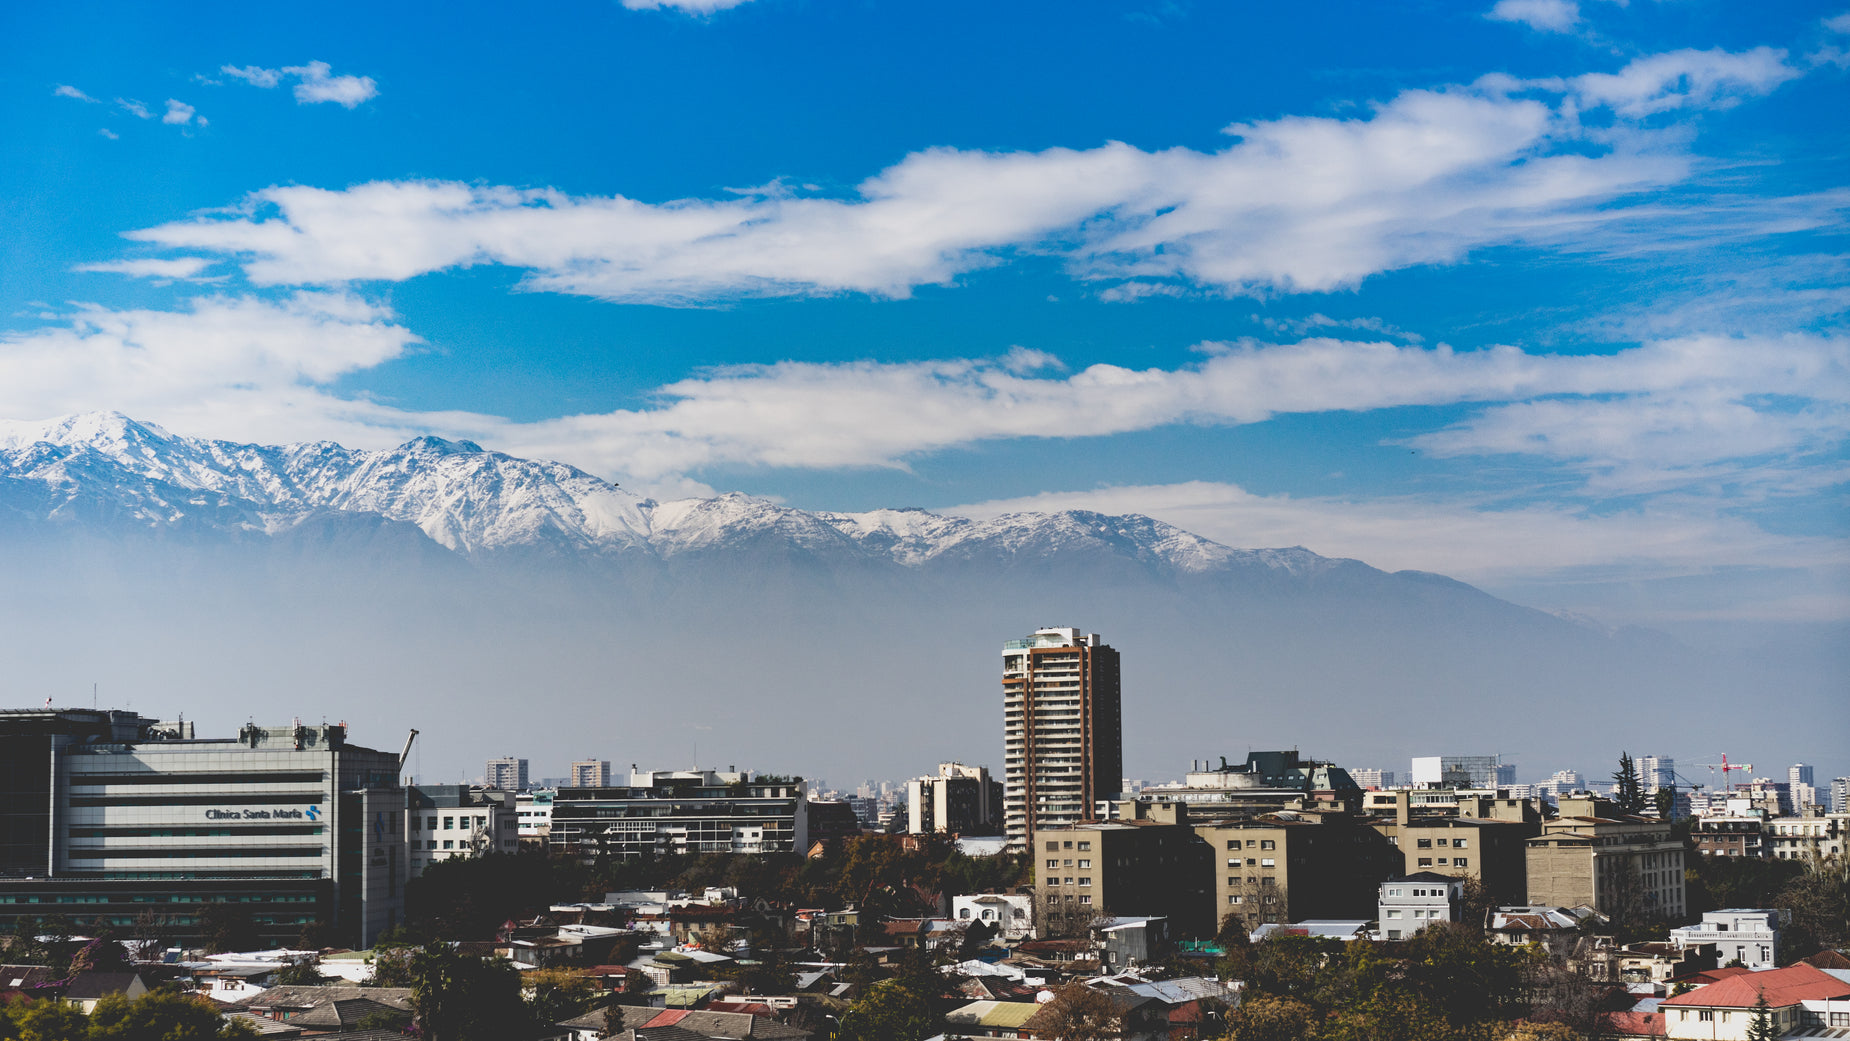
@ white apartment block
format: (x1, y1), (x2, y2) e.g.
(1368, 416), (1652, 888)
(485, 757), (528, 790)
(1668, 909), (1780, 970)
(1378, 873), (1463, 941)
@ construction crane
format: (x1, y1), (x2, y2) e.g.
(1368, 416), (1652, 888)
(1694, 753), (1752, 793)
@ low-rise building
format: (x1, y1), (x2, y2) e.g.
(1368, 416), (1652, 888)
(548, 769), (808, 858)
(906, 762), (1002, 835)
(1766, 813), (1846, 861)
(1669, 909), (1781, 970)
(1691, 813), (1768, 859)
(516, 788), (555, 844)
(1194, 809), (1401, 932)
(1033, 803), (1212, 939)
(1377, 872), (1462, 940)
(953, 893), (1035, 941)
(1660, 962), (1850, 1039)
(1370, 791), (1535, 904)
(407, 784), (519, 877)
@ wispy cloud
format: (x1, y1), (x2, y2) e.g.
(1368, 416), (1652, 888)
(73, 257), (216, 280)
(117, 47), (1808, 305)
(218, 60), (378, 108)
(1486, 0), (1579, 34)
(54, 84), (98, 102)
(162, 99), (200, 126)
(116, 97), (152, 119)
(619, 0), (758, 12)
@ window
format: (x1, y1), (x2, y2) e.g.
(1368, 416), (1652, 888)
(1247, 839), (1259, 847)
(427, 816), (437, 830)
(1227, 840), (1240, 850)
(1079, 877), (1091, 887)
(1386, 910), (1401, 919)
(443, 817), (454, 830)
(1228, 877), (1239, 886)
(1077, 842), (1091, 851)
(1047, 841), (1059, 851)
(1261, 858), (1275, 867)
(1078, 859), (1091, 869)
(1453, 839), (1468, 849)
(1229, 895), (1242, 904)
(1063, 859), (1072, 867)
(1260, 840), (1275, 850)
(1264, 895), (1276, 904)
(1437, 838), (1449, 846)
(1078, 895), (1091, 904)
(1227, 859), (1239, 867)
(1454, 858), (1468, 868)
(1260, 877), (1274, 887)
(959, 908), (971, 919)
(1437, 858), (1449, 866)
(1047, 859), (1059, 868)
(1065, 878), (1074, 885)
(1416, 838), (1432, 848)
(1418, 857), (1433, 867)
(1064, 841), (1074, 849)
(442, 840), (454, 849)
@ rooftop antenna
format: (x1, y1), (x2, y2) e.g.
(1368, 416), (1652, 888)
(92, 682), (97, 709)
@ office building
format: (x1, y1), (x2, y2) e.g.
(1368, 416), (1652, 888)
(1002, 627), (1122, 850)
(547, 768), (807, 858)
(0, 708), (407, 948)
(1636, 756), (1676, 791)
(570, 760), (612, 788)
(906, 762), (1002, 835)
(1350, 769), (1395, 790)
(516, 789), (555, 843)
(484, 757), (528, 791)
(407, 785), (520, 878)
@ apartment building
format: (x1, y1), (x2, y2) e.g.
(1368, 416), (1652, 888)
(906, 762), (1002, 836)
(1194, 810), (1401, 931)
(1032, 803), (1210, 939)
(548, 769), (807, 858)
(484, 757), (528, 791)
(407, 785), (520, 878)
(1002, 627), (1122, 850)
(1370, 791), (1535, 905)
(570, 760), (612, 788)
(1526, 796), (1686, 919)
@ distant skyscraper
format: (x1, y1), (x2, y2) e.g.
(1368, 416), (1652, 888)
(1637, 756), (1676, 790)
(1350, 768), (1395, 789)
(485, 756), (528, 790)
(1002, 627), (1122, 850)
(1790, 764), (1814, 788)
(1833, 778), (1849, 814)
(1410, 755), (1505, 789)
(570, 760), (611, 787)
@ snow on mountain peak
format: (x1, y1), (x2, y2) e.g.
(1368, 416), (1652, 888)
(0, 413), (1336, 576)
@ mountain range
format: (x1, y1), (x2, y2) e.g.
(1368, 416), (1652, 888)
(0, 412), (1838, 785)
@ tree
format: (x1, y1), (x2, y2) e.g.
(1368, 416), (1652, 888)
(408, 943), (532, 1041)
(88, 990), (259, 1040)
(1778, 851), (1850, 957)
(835, 979), (935, 1041)
(1031, 982), (1120, 1041)
(1220, 994), (1320, 1041)
(1611, 752), (1646, 815)
(1746, 992), (1780, 1041)
(268, 954), (325, 987)
(5, 997), (89, 1041)
(66, 937), (128, 976)
(526, 967), (595, 1024)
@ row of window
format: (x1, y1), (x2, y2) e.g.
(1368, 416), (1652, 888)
(1047, 858), (1092, 869)
(1228, 876), (1276, 886)
(1227, 858), (1276, 867)
(1045, 840), (1093, 851)
(1415, 857), (1468, 867)
(1225, 839), (1277, 850)
(1226, 895), (1277, 904)
(1414, 837), (1467, 848)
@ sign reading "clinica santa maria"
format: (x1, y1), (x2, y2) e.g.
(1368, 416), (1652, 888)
(205, 805), (322, 821)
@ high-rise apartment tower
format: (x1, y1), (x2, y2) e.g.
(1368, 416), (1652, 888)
(570, 759), (611, 788)
(1002, 627), (1122, 850)
(485, 756), (528, 790)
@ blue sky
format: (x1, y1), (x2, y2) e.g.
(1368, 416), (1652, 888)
(3, 0), (1847, 636)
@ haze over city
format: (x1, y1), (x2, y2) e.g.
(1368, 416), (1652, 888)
(2, 0), (1846, 785)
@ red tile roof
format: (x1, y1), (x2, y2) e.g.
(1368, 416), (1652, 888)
(1661, 964), (1850, 1009)
(1599, 1010), (1667, 1036)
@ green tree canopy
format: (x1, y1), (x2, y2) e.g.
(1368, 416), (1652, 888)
(835, 979), (935, 1041)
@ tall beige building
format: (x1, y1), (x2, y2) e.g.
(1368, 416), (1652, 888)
(1526, 796), (1685, 919)
(1002, 627), (1121, 851)
(570, 759), (611, 787)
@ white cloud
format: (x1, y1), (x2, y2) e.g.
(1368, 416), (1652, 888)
(220, 64), (282, 88)
(118, 48), (1809, 305)
(620, 0), (757, 11)
(1487, 0), (1579, 33)
(124, 80), (1701, 302)
(98, 129), (119, 140)
(1568, 47), (1800, 117)
(73, 257), (216, 280)
(218, 61), (377, 108)
(54, 84), (98, 102)
(162, 99), (197, 125)
(1825, 11), (1850, 34)
(283, 61), (378, 107)
(116, 98), (151, 119)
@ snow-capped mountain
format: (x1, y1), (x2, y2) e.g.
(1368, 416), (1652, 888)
(0, 411), (1331, 576)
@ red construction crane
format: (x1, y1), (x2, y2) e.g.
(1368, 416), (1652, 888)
(1694, 753), (1753, 793)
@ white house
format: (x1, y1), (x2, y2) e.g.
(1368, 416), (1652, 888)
(952, 893), (1035, 942)
(1668, 909), (1780, 970)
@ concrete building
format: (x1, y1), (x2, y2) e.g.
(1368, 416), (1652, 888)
(547, 769), (807, 858)
(1195, 809), (1402, 932)
(1146, 751), (1366, 823)
(906, 762), (1002, 836)
(1032, 802), (1210, 939)
(1660, 963), (1850, 1040)
(1525, 796), (1685, 919)
(1692, 813), (1768, 859)
(1834, 777), (1849, 815)
(1350, 769), (1395, 790)
(1669, 909), (1781, 970)
(1371, 791), (1535, 905)
(1636, 756), (1676, 791)
(484, 757), (527, 791)
(515, 789), (555, 843)
(952, 893), (1035, 941)
(407, 785), (520, 878)
(0, 708), (407, 947)
(1768, 813), (1846, 860)
(569, 760), (611, 788)
(1377, 872), (1463, 940)
(1002, 627), (1122, 850)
